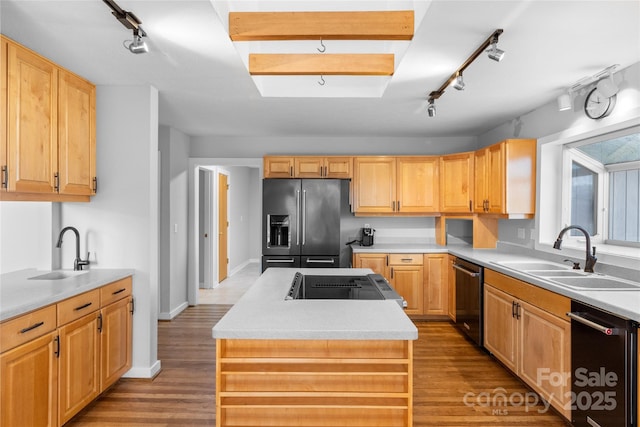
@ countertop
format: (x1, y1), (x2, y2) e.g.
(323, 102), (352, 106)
(0, 268), (135, 322)
(353, 243), (640, 323)
(212, 267), (419, 340)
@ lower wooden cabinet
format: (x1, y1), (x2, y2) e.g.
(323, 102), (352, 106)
(484, 270), (571, 419)
(353, 252), (449, 317)
(0, 331), (58, 427)
(0, 276), (133, 427)
(352, 253), (389, 278)
(447, 254), (456, 321)
(423, 254), (447, 315)
(100, 296), (133, 390)
(58, 312), (101, 425)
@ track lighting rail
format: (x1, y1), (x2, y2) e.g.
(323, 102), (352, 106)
(427, 29), (504, 113)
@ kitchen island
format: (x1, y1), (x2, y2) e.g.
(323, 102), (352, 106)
(212, 267), (418, 427)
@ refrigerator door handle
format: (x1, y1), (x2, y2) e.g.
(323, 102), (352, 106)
(296, 190), (300, 245)
(266, 214), (271, 247)
(302, 189), (307, 245)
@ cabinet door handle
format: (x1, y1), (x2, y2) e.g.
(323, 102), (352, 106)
(392, 201), (396, 211)
(469, 200), (472, 212)
(397, 200), (401, 211)
(515, 303), (522, 320)
(290, 166), (293, 177)
(390, 267), (394, 278)
(54, 172), (60, 192)
(74, 302), (93, 311)
(512, 301), (517, 318)
(92, 177), (98, 193)
(130, 297), (135, 315)
(97, 313), (103, 333)
(54, 335), (60, 358)
(20, 321), (44, 334)
(1, 165), (7, 189)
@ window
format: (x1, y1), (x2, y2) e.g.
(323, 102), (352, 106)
(562, 127), (640, 248)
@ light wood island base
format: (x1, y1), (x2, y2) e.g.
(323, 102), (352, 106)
(216, 338), (413, 427)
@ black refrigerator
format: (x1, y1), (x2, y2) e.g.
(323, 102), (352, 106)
(262, 179), (342, 272)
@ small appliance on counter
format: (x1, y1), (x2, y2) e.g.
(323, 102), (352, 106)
(361, 226), (375, 246)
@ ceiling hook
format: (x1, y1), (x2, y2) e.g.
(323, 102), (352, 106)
(318, 75), (325, 86)
(317, 38), (326, 53)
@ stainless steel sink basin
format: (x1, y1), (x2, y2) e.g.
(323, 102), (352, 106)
(494, 260), (570, 271)
(549, 276), (640, 291)
(28, 271), (88, 280)
(527, 270), (588, 277)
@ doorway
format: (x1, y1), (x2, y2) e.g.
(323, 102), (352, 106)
(218, 172), (228, 282)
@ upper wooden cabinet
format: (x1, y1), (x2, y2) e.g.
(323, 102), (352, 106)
(353, 156), (439, 215)
(0, 35), (96, 202)
(264, 156), (352, 179)
(474, 139), (536, 217)
(439, 152), (473, 213)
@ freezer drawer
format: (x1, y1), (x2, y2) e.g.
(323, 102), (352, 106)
(262, 256), (300, 272)
(301, 256), (340, 268)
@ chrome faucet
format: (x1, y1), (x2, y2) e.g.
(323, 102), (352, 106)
(553, 225), (597, 273)
(56, 226), (90, 271)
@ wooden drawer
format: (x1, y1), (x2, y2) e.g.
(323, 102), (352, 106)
(388, 254), (423, 265)
(100, 276), (132, 307)
(484, 269), (570, 320)
(57, 289), (100, 326)
(0, 305), (57, 353)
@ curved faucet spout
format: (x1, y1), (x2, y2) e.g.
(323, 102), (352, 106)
(56, 226), (90, 271)
(553, 225), (597, 273)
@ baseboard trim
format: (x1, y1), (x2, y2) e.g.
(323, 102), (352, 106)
(157, 301), (189, 320)
(122, 359), (162, 379)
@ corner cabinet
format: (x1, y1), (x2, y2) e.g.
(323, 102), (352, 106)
(0, 35), (96, 202)
(473, 139), (536, 217)
(483, 269), (571, 420)
(0, 276), (133, 427)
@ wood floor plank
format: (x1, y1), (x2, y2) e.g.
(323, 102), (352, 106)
(66, 305), (569, 426)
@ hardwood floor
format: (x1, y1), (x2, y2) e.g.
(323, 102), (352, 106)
(67, 305), (569, 426)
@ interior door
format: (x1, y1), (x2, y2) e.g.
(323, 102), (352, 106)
(218, 173), (228, 282)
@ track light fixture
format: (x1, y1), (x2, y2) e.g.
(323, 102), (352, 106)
(486, 35), (505, 62)
(426, 29), (504, 117)
(103, 0), (149, 54)
(427, 99), (436, 117)
(452, 72), (465, 91)
(557, 64), (619, 112)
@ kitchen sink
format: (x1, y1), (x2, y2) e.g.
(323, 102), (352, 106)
(549, 276), (640, 291)
(28, 271), (88, 280)
(527, 270), (588, 277)
(494, 260), (570, 271)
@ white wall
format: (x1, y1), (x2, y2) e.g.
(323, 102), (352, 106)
(59, 85), (160, 379)
(190, 135), (478, 157)
(0, 202), (53, 273)
(158, 126), (189, 320)
(479, 62), (640, 263)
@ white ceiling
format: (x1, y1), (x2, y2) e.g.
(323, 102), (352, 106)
(1, 0), (639, 139)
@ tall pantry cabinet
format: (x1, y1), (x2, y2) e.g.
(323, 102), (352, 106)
(0, 35), (96, 202)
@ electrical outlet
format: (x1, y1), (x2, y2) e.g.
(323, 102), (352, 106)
(530, 229), (536, 240)
(364, 223), (370, 228)
(517, 228), (525, 239)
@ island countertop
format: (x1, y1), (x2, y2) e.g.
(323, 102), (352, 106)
(0, 268), (135, 322)
(212, 268), (418, 340)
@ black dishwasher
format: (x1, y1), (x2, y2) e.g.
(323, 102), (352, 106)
(568, 301), (638, 427)
(453, 258), (483, 347)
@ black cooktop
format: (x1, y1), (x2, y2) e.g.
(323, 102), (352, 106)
(285, 273), (405, 307)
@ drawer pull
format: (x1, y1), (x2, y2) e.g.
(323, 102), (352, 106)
(20, 321), (44, 334)
(112, 288), (127, 295)
(401, 258), (413, 262)
(74, 302), (93, 311)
